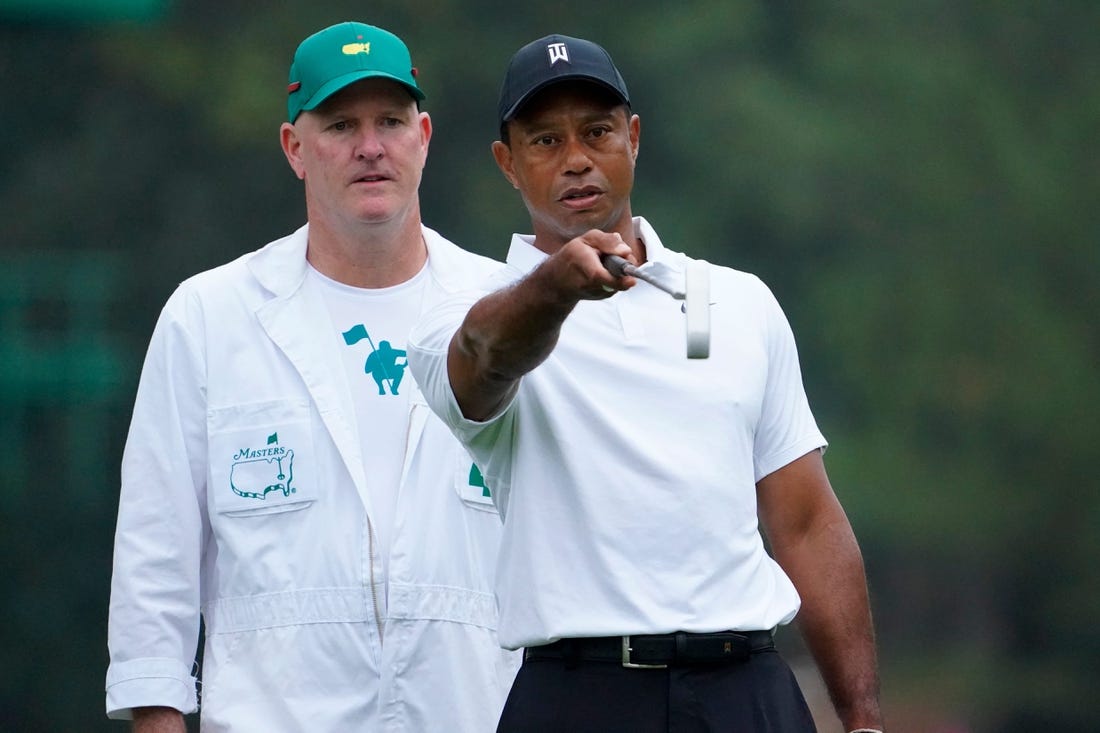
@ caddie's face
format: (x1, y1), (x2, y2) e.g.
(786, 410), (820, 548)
(493, 82), (639, 251)
(281, 78), (431, 229)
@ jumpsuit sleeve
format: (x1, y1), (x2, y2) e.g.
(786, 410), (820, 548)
(105, 286), (209, 719)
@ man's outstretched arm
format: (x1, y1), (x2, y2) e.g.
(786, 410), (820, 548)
(447, 230), (634, 421)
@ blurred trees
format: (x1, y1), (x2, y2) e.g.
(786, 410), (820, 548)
(1, 0), (1096, 730)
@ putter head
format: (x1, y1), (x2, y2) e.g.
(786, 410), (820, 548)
(684, 259), (710, 359)
(604, 254), (708, 358)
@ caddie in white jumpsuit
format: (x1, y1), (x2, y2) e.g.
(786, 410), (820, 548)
(105, 22), (519, 732)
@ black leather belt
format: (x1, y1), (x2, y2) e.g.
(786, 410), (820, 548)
(524, 630), (775, 669)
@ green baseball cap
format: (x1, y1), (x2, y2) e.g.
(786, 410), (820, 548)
(286, 22), (425, 123)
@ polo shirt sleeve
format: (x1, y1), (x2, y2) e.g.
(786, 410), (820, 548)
(752, 279), (827, 482)
(409, 290), (519, 435)
(409, 290), (485, 431)
(408, 291), (520, 508)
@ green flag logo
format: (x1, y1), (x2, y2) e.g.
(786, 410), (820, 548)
(468, 463), (491, 498)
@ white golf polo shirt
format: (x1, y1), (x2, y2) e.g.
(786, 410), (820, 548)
(409, 217), (827, 650)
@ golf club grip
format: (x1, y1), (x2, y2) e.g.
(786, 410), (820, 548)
(601, 254), (635, 278)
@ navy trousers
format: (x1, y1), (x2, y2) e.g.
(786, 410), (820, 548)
(496, 648), (818, 733)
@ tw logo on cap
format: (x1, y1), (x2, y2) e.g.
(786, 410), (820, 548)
(547, 42), (569, 65)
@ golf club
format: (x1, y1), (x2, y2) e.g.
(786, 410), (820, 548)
(602, 254), (710, 359)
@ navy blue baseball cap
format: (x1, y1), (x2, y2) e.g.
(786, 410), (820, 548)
(497, 34), (630, 124)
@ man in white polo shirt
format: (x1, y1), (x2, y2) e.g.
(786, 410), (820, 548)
(408, 34), (883, 732)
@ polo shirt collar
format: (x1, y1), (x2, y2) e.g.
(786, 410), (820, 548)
(505, 217), (671, 274)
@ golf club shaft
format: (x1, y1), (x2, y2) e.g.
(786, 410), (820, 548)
(601, 254), (685, 299)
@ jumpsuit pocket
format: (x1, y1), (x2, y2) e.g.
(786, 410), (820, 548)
(208, 399), (317, 517)
(454, 453), (499, 514)
(196, 626), (245, 714)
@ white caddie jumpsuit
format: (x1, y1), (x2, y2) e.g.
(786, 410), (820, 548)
(106, 224), (519, 732)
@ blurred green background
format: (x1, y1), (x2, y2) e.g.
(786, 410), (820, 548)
(1, 0), (1096, 730)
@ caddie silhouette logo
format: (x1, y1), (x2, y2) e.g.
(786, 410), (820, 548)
(342, 324), (408, 397)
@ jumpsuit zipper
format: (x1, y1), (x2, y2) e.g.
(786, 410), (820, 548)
(368, 516), (384, 643)
(367, 400), (420, 645)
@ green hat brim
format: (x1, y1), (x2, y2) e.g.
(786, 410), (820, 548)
(295, 69), (425, 119)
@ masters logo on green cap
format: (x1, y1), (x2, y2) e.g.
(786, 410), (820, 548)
(287, 21), (425, 123)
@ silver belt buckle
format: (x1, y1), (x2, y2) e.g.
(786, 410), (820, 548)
(621, 635), (667, 669)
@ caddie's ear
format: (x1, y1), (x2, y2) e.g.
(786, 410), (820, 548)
(491, 140), (519, 189)
(280, 121), (306, 180)
(418, 110), (433, 151)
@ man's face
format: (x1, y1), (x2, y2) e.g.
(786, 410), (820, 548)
(493, 82), (640, 251)
(282, 77), (430, 229)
